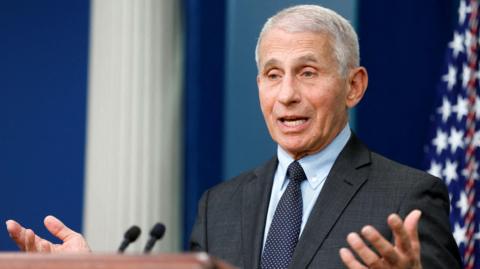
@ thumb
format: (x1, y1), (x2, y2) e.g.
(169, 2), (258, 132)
(43, 215), (78, 242)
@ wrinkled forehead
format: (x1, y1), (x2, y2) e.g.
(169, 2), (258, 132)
(257, 29), (336, 67)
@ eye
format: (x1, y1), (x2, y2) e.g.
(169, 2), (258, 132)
(301, 69), (317, 79)
(266, 69), (282, 81)
(268, 74), (279, 80)
(303, 71), (314, 77)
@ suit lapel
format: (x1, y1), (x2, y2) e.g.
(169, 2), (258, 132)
(290, 134), (371, 268)
(241, 157), (277, 269)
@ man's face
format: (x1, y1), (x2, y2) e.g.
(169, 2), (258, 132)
(257, 29), (351, 159)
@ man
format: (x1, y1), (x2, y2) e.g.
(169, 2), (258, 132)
(6, 4), (461, 269)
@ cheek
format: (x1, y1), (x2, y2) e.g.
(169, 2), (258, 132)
(310, 95), (343, 121)
(259, 90), (275, 113)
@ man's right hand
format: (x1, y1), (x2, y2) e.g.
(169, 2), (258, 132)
(6, 215), (91, 253)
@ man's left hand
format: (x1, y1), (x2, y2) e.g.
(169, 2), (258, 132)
(339, 209), (422, 269)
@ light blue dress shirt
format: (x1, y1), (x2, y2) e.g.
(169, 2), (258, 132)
(262, 124), (351, 247)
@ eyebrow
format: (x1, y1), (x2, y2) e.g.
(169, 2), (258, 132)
(262, 58), (281, 71)
(261, 54), (319, 70)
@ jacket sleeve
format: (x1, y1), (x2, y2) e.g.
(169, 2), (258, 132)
(399, 174), (462, 269)
(189, 190), (209, 252)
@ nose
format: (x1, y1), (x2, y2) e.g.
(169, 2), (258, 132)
(277, 73), (300, 105)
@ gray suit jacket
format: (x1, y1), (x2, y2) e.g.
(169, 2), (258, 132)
(190, 135), (462, 268)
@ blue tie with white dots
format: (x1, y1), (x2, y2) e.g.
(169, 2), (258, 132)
(261, 161), (306, 269)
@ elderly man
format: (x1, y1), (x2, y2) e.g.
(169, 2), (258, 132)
(7, 4), (461, 269)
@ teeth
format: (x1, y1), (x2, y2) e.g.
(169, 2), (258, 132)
(283, 119), (306, 127)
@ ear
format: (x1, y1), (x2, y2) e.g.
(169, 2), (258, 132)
(345, 67), (368, 108)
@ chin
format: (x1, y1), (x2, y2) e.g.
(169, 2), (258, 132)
(278, 142), (307, 157)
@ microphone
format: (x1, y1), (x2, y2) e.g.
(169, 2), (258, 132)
(118, 225), (141, 253)
(143, 223), (166, 253)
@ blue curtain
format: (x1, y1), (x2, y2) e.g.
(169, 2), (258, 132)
(0, 0), (89, 249)
(182, 0), (226, 249)
(356, 0), (457, 169)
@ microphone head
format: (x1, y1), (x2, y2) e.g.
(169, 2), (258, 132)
(124, 225), (141, 242)
(149, 223), (166, 240)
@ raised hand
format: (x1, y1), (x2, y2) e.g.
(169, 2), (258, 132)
(6, 215), (91, 253)
(339, 210), (422, 269)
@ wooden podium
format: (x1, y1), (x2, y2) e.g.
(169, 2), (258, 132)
(0, 253), (236, 269)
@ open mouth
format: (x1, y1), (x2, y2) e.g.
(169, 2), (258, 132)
(279, 116), (309, 127)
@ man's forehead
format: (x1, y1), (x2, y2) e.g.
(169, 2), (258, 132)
(258, 34), (333, 68)
(259, 30), (331, 53)
(261, 30), (330, 47)
(263, 36), (318, 47)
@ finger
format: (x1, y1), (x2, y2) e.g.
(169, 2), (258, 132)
(346, 232), (380, 267)
(403, 210), (422, 254)
(40, 239), (52, 252)
(33, 233), (52, 252)
(388, 213), (411, 253)
(44, 215), (78, 242)
(24, 229), (37, 252)
(6, 220), (22, 237)
(6, 220), (27, 251)
(361, 225), (399, 264)
(339, 248), (367, 269)
(7, 220), (54, 252)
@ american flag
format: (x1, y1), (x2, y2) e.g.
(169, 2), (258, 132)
(424, 0), (480, 268)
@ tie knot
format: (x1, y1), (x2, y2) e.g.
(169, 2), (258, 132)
(287, 161), (307, 183)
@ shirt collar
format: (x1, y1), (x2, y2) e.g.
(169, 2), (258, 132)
(276, 124), (351, 189)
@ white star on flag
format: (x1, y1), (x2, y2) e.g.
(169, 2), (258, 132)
(448, 127), (465, 153)
(437, 97), (452, 122)
(462, 64), (472, 88)
(442, 65), (457, 90)
(456, 191), (469, 217)
(442, 159), (459, 185)
(465, 30), (473, 57)
(453, 222), (467, 246)
(452, 95), (469, 121)
(432, 129), (448, 154)
(458, 0), (472, 24)
(449, 31), (464, 58)
(427, 161), (443, 178)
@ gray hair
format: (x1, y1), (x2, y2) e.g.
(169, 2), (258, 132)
(255, 5), (359, 76)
